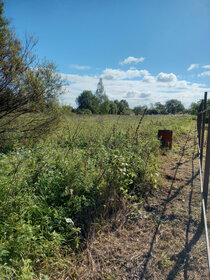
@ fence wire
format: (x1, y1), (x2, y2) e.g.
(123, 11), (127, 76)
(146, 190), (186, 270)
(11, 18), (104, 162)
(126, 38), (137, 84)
(197, 92), (210, 279)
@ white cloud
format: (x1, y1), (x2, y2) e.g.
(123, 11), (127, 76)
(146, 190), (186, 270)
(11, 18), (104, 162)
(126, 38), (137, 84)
(102, 68), (149, 80)
(142, 75), (155, 83)
(157, 72), (177, 83)
(60, 70), (210, 109)
(120, 56), (144, 65)
(70, 64), (91, 70)
(125, 91), (150, 99)
(174, 80), (189, 89)
(202, 65), (210, 69)
(198, 71), (210, 77)
(187, 64), (199, 71)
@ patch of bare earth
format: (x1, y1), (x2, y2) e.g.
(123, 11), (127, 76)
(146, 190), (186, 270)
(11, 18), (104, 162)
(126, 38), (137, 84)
(70, 131), (209, 279)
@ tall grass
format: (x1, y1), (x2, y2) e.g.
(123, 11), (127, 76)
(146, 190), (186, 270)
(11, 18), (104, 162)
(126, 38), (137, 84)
(0, 114), (194, 279)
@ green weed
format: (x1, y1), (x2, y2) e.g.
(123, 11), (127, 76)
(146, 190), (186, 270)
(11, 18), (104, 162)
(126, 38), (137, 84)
(0, 114), (195, 278)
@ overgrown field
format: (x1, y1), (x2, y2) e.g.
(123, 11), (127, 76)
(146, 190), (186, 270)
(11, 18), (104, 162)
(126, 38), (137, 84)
(0, 114), (194, 279)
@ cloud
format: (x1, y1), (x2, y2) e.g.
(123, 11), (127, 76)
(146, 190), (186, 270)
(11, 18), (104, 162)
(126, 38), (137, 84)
(202, 65), (210, 69)
(120, 56), (144, 65)
(125, 91), (151, 99)
(187, 64), (199, 71)
(139, 93), (151, 98)
(70, 64), (91, 70)
(174, 80), (189, 89)
(198, 71), (210, 77)
(60, 70), (210, 109)
(142, 75), (155, 83)
(157, 72), (177, 83)
(126, 91), (137, 98)
(125, 91), (150, 99)
(102, 68), (149, 80)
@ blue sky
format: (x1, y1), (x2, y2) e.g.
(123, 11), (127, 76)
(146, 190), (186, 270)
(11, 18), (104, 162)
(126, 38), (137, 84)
(4, 0), (210, 108)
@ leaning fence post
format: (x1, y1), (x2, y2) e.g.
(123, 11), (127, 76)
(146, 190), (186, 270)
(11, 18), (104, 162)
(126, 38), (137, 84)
(203, 110), (210, 211)
(201, 92), (208, 167)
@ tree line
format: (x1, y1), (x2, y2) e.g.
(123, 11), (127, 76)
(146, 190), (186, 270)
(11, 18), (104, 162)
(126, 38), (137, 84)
(73, 78), (205, 115)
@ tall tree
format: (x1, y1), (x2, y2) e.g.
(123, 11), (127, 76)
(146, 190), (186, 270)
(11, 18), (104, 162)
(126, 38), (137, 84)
(96, 77), (105, 96)
(96, 78), (109, 104)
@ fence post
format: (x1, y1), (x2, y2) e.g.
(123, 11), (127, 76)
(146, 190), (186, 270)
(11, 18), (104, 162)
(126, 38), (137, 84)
(200, 92), (208, 167)
(203, 110), (210, 211)
(198, 100), (203, 147)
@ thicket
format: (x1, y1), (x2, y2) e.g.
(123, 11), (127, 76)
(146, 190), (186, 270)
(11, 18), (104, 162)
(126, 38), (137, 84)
(0, 114), (194, 279)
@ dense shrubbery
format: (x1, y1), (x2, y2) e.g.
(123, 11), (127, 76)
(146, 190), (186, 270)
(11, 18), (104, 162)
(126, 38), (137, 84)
(0, 115), (194, 279)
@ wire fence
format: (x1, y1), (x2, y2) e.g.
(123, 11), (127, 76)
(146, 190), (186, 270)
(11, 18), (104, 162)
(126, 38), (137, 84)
(197, 91), (210, 279)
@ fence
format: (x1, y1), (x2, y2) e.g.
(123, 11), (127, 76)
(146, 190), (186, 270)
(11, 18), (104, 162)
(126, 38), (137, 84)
(197, 91), (210, 278)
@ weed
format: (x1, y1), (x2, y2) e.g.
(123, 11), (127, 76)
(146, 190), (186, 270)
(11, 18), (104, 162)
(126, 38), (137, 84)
(0, 114), (195, 278)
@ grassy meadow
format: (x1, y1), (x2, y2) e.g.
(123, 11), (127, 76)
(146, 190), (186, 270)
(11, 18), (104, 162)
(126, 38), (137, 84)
(0, 114), (194, 279)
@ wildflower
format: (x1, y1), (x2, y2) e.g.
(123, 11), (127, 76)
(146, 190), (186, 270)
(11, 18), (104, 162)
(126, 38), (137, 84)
(65, 218), (74, 226)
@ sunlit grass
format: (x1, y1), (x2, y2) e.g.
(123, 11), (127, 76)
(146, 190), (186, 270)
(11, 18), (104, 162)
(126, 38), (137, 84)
(0, 114), (195, 279)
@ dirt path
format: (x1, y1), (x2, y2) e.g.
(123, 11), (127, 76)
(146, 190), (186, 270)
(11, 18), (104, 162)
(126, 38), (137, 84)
(74, 131), (209, 280)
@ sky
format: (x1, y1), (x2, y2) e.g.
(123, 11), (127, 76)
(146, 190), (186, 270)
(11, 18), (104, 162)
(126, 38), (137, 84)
(4, 0), (210, 108)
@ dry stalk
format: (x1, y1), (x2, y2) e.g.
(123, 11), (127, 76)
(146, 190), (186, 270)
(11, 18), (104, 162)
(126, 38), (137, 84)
(134, 108), (147, 144)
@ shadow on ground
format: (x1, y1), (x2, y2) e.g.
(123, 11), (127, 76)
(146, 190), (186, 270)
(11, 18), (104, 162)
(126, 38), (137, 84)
(139, 134), (203, 280)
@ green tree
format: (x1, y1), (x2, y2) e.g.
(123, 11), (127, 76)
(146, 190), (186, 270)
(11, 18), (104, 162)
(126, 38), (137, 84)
(154, 102), (167, 114)
(120, 99), (129, 110)
(76, 91), (99, 113)
(34, 60), (64, 106)
(114, 99), (130, 114)
(188, 99), (210, 115)
(0, 1), (36, 119)
(189, 102), (199, 115)
(100, 100), (110, 114)
(0, 2), (65, 146)
(95, 78), (111, 114)
(133, 106), (147, 115)
(109, 101), (118, 114)
(165, 99), (185, 114)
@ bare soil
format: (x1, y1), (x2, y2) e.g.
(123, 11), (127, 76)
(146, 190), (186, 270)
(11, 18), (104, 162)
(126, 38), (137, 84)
(71, 130), (209, 279)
